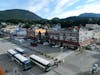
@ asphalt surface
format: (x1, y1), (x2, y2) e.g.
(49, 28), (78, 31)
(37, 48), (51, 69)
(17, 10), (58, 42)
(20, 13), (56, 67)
(0, 38), (100, 75)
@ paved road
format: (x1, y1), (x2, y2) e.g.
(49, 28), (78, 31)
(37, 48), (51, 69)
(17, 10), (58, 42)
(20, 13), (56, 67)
(1, 38), (100, 75)
(55, 51), (74, 61)
(0, 38), (74, 75)
(0, 38), (17, 54)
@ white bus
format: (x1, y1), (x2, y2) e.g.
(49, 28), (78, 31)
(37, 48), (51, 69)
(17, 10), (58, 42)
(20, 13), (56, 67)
(13, 54), (31, 71)
(7, 49), (18, 57)
(14, 47), (25, 54)
(30, 54), (52, 72)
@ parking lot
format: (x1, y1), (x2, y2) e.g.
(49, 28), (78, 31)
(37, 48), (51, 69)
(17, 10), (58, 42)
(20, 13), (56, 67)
(0, 38), (100, 75)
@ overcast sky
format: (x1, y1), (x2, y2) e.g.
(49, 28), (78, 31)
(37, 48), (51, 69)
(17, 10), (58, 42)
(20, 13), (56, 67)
(0, 0), (100, 19)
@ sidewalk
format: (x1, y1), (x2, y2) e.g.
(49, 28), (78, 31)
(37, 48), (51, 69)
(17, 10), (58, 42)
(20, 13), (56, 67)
(85, 50), (100, 54)
(30, 46), (74, 62)
(55, 51), (74, 61)
(53, 65), (76, 75)
(8, 39), (74, 63)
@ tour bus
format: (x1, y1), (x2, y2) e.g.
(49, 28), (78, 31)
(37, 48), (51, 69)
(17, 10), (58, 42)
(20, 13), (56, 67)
(7, 49), (18, 57)
(14, 47), (25, 54)
(13, 54), (32, 71)
(30, 54), (52, 72)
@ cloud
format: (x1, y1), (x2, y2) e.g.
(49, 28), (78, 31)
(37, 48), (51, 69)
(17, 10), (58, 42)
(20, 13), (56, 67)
(0, 0), (100, 19)
(86, 0), (95, 3)
(53, 0), (79, 14)
(66, 0), (79, 8)
(50, 0), (55, 2)
(25, 0), (100, 19)
(47, 0), (79, 19)
(27, 0), (79, 18)
(27, 0), (50, 12)
(44, 8), (50, 13)
(51, 2), (100, 19)
(54, 0), (69, 11)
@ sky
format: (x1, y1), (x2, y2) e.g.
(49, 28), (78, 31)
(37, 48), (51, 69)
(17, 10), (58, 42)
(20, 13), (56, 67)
(0, 0), (100, 19)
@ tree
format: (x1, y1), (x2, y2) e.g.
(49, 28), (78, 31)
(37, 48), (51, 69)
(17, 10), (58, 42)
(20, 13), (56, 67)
(22, 23), (32, 29)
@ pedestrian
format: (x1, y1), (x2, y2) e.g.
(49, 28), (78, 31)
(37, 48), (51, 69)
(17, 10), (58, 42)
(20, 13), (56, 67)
(91, 64), (98, 74)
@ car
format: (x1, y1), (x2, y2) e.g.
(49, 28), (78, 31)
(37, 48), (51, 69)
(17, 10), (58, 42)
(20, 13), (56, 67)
(49, 43), (55, 47)
(43, 42), (49, 46)
(54, 45), (60, 48)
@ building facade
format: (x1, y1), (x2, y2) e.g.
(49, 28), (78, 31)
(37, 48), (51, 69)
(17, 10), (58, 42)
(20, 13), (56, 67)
(47, 26), (94, 49)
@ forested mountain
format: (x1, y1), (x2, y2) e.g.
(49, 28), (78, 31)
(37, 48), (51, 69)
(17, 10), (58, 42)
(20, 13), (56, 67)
(0, 9), (42, 20)
(0, 10), (100, 28)
(79, 13), (100, 17)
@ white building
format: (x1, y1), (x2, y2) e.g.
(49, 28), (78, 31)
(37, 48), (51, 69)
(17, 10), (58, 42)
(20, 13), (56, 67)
(86, 24), (100, 41)
(86, 24), (100, 30)
(47, 26), (94, 49)
(5, 26), (27, 38)
(12, 28), (27, 36)
(52, 23), (61, 31)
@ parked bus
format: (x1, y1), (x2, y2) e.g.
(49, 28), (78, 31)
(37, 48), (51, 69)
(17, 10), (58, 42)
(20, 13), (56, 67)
(7, 49), (18, 57)
(30, 54), (52, 72)
(13, 54), (31, 71)
(14, 47), (25, 54)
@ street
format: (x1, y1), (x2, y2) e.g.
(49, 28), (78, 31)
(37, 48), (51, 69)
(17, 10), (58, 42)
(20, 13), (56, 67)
(0, 38), (100, 75)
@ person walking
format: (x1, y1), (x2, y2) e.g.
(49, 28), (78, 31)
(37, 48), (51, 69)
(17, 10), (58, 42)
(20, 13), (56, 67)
(91, 64), (98, 74)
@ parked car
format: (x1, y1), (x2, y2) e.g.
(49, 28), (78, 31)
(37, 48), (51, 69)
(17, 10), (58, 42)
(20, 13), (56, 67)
(43, 42), (49, 46)
(54, 45), (60, 48)
(49, 43), (55, 47)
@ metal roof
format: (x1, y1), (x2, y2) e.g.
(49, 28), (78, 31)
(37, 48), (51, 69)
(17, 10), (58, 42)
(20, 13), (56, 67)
(7, 49), (17, 55)
(30, 54), (50, 65)
(14, 54), (29, 63)
(15, 47), (24, 53)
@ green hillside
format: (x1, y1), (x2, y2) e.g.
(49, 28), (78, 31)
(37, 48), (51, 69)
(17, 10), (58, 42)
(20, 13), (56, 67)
(0, 9), (42, 20)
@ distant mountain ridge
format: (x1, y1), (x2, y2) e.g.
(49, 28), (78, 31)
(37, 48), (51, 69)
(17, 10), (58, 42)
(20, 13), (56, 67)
(51, 13), (100, 28)
(79, 13), (100, 17)
(61, 13), (100, 21)
(0, 9), (42, 20)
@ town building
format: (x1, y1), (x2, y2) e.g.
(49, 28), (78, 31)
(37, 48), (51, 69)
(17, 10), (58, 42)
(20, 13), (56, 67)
(26, 25), (95, 49)
(86, 24), (100, 30)
(86, 24), (100, 41)
(26, 28), (46, 39)
(47, 26), (94, 49)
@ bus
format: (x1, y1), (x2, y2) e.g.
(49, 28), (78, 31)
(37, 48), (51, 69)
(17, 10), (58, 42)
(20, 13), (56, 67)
(7, 49), (18, 57)
(13, 54), (31, 71)
(30, 54), (52, 72)
(14, 47), (25, 54)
